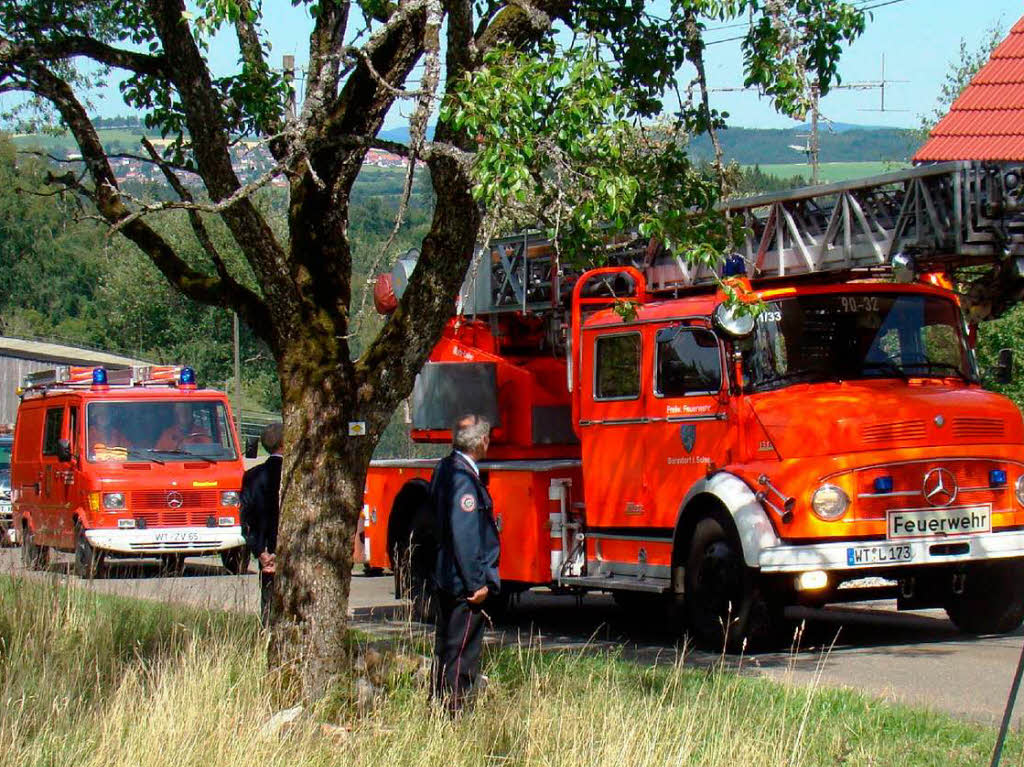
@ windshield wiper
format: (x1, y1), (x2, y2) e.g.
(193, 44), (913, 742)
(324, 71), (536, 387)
(142, 448), (219, 462)
(129, 448), (164, 465)
(772, 367), (838, 383)
(862, 361), (909, 380)
(906, 360), (973, 383)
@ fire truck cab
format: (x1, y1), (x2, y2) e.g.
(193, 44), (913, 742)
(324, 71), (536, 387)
(12, 365), (248, 577)
(362, 162), (1024, 649)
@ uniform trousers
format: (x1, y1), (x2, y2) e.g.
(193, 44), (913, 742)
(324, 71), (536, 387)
(431, 590), (486, 713)
(259, 571), (274, 628)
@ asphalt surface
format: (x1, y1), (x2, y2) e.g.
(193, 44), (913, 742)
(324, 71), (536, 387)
(2, 546), (1023, 726)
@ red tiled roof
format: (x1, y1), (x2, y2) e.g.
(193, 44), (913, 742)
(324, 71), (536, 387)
(914, 14), (1024, 162)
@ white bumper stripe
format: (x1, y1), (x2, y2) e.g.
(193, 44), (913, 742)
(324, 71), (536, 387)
(759, 529), (1024, 572)
(85, 526), (245, 554)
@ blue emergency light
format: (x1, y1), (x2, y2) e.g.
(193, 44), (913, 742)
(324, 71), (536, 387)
(873, 476), (894, 494)
(721, 254), (746, 277)
(92, 367), (108, 386)
(180, 366), (196, 386)
(990, 469), (1008, 487)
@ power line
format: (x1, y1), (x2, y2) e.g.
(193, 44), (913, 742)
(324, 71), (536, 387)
(703, 0), (911, 44)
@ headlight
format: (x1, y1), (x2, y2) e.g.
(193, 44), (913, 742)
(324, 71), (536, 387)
(220, 491), (241, 507)
(1015, 475), (1024, 506)
(713, 303), (756, 337)
(811, 484), (849, 521)
(102, 492), (126, 510)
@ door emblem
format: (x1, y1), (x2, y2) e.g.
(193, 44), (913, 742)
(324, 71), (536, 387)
(680, 423), (696, 453)
(922, 468), (957, 507)
(166, 491), (184, 509)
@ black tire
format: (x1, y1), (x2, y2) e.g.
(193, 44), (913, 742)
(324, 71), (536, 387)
(21, 522), (49, 570)
(945, 560), (1024, 634)
(74, 521), (103, 579)
(388, 480), (436, 622)
(158, 554), (187, 577)
(220, 546), (250, 575)
(683, 516), (785, 651)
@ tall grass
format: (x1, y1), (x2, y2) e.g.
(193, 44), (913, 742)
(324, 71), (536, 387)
(0, 574), (1020, 767)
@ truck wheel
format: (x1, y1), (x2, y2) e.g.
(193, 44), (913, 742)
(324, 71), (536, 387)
(220, 546), (250, 575)
(21, 522), (50, 570)
(945, 560), (1024, 634)
(74, 522), (103, 579)
(684, 516), (784, 651)
(388, 479), (435, 622)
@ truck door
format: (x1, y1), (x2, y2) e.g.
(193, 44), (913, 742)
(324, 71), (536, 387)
(646, 324), (731, 526)
(579, 328), (648, 531)
(38, 404), (71, 546)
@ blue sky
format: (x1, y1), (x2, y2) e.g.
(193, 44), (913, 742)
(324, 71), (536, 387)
(38, 0), (1024, 131)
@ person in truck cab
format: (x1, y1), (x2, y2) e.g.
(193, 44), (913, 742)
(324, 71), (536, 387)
(155, 403), (212, 450)
(87, 405), (131, 454)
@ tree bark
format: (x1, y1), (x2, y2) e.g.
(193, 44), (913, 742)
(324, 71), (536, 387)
(270, 339), (376, 699)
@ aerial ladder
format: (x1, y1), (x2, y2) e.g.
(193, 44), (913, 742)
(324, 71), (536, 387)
(428, 161), (1024, 319)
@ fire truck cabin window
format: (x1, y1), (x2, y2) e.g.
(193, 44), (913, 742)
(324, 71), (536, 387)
(42, 408), (64, 456)
(744, 292), (977, 391)
(85, 400), (238, 463)
(656, 327), (721, 396)
(595, 333), (641, 400)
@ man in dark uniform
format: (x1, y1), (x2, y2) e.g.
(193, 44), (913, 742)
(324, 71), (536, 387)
(429, 413), (500, 714)
(241, 422), (284, 628)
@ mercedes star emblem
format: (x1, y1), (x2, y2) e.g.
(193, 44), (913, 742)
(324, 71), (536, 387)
(166, 491), (184, 509)
(922, 467), (957, 507)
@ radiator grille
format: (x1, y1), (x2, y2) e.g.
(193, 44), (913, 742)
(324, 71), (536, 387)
(952, 417), (1005, 439)
(129, 490), (219, 528)
(131, 490), (218, 509)
(862, 420), (927, 443)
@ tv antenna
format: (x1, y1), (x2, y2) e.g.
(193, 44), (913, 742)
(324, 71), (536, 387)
(710, 54), (907, 185)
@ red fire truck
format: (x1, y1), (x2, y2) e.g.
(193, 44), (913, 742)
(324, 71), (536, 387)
(362, 162), (1024, 647)
(11, 365), (248, 577)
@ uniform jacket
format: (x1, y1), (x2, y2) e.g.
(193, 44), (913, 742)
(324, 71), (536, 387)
(430, 451), (500, 598)
(241, 454), (282, 557)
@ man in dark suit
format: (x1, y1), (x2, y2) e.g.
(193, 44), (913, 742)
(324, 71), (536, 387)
(241, 423), (283, 627)
(429, 413), (500, 714)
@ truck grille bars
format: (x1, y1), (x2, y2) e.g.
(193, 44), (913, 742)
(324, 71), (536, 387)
(458, 161), (1024, 315)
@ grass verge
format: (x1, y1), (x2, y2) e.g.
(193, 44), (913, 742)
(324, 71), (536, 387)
(0, 574), (1020, 767)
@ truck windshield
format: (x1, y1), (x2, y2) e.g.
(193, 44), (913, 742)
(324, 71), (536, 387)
(86, 401), (237, 462)
(743, 292), (978, 392)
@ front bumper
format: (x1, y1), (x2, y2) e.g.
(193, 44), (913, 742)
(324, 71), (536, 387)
(0, 501), (13, 544)
(84, 526), (245, 555)
(759, 529), (1024, 573)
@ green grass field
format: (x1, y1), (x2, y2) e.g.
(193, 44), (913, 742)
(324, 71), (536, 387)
(748, 161), (911, 184)
(1, 574), (1020, 767)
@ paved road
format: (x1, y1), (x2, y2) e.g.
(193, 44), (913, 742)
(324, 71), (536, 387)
(3, 547), (1022, 725)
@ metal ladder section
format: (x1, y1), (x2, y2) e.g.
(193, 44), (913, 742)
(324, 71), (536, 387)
(460, 161), (1024, 314)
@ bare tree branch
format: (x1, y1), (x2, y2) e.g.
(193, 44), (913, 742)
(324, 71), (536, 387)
(141, 136), (233, 283)
(0, 36), (168, 77)
(233, 0), (289, 158)
(18, 58), (274, 345)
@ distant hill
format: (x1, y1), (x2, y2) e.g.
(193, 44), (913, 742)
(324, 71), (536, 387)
(10, 121), (921, 169)
(688, 125), (920, 165)
(377, 122), (920, 165)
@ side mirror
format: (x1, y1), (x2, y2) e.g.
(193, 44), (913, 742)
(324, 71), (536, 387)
(244, 436), (259, 459)
(996, 348), (1015, 385)
(56, 438), (72, 463)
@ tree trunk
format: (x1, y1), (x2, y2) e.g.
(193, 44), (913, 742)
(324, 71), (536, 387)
(270, 344), (375, 700)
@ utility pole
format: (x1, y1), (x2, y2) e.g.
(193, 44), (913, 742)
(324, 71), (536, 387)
(283, 54), (296, 119)
(233, 312), (242, 431)
(710, 55), (906, 185)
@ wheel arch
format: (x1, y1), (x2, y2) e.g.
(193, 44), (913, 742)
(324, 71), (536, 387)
(673, 472), (781, 569)
(386, 477), (431, 569)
